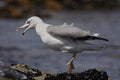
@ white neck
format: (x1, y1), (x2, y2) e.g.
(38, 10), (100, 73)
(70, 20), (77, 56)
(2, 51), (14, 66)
(35, 20), (51, 38)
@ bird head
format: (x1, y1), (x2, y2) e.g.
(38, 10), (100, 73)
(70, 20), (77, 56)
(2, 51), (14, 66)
(17, 16), (42, 35)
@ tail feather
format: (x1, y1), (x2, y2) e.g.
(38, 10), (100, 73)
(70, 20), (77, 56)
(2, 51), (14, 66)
(91, 33), (99, 37)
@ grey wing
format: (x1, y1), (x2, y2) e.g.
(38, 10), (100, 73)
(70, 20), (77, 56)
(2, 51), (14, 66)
(47, 24), (109, 41)
(47, 25), (93, 38)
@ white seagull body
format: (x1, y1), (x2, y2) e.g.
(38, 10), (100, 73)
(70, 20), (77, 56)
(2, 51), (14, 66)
(17, 16), (109, 73)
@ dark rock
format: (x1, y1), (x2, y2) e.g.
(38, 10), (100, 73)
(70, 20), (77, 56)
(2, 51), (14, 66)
(45, 69), (109, 80)
(0, 61), (111, 80)
(0, 61), (27, 80)
(12, 64), (110, 80)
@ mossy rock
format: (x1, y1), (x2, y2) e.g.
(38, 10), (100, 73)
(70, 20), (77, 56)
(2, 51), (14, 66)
(11, 64), (110, 80)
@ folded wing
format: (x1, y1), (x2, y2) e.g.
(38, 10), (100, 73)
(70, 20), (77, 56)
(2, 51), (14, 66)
(47, 24), (109, 41)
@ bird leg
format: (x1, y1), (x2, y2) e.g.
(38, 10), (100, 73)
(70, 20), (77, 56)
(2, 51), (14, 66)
(67, 53), (76, 73)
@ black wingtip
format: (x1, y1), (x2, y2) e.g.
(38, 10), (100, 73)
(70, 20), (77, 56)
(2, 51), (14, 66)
(80, 36), (109, 42)
(91, 36), (109, 42)
(104, 38), (109, 41)
(101, 38), (109, 42)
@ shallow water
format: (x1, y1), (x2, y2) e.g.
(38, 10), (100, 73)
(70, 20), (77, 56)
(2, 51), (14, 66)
(0, 11), (120, 80)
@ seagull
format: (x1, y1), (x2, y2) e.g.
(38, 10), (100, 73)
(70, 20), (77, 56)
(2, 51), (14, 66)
(17, 16), (109, 73)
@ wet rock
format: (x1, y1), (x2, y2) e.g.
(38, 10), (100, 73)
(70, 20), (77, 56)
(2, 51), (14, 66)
(0, 61), (111, 80)
(0, 61), (27, 80)
(12, 64), (110, 80)
(45, 69), (109, 80)
(12, 64), (42, 79)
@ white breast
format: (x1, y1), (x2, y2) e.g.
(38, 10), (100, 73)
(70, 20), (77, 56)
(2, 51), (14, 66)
(35, 25), (64, 50)
(43, 34), (65, 50)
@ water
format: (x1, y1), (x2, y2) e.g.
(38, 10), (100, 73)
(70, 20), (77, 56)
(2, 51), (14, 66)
(0, 11), (120, 80)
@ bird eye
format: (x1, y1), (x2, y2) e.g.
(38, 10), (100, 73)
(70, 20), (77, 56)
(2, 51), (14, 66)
(26, 21), (30, 24)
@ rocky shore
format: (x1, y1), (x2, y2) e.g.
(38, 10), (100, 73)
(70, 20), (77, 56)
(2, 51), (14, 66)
(0, 61), (111, 80)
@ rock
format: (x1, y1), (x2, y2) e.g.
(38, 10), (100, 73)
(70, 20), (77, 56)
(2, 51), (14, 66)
(0, 61), (27, 80)
(0, 61), (111, 80)
(12, 64), (110, 80)
(44, 69), (109, 80)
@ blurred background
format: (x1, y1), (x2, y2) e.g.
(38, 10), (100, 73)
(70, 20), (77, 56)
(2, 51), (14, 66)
(0, 0), (120, 18)
(0, 0), (120, 80)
